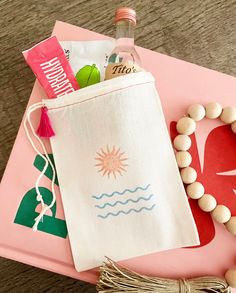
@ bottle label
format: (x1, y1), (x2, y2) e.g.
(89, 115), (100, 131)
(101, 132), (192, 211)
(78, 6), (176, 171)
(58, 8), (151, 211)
(105, 62), (142, 80)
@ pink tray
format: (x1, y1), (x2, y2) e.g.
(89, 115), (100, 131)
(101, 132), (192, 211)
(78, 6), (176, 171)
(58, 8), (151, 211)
(0, 21), (235, 289)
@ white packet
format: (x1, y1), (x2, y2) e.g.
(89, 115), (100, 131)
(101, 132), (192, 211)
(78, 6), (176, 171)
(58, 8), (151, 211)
(60, 40), (115, 88)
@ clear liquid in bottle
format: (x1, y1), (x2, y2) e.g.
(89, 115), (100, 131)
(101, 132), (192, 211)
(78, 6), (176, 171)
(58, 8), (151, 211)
(105, 7), (143, 80)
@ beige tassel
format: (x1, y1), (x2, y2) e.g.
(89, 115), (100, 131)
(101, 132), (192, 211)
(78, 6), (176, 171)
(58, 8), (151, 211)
(97, 258), (231, 293)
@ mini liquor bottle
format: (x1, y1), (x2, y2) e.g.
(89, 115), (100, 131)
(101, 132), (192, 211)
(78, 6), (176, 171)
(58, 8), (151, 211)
(105, 7), (142, 80)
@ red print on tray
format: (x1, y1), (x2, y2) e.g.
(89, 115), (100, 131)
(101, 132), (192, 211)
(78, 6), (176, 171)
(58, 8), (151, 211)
(170, 122), (236, 247)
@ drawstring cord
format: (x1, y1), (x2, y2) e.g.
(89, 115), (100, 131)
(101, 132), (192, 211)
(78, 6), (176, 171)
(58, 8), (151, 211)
(23, 102), (56, 231)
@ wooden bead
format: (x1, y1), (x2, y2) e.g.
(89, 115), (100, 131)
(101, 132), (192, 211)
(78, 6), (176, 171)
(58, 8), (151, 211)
(211, 205), (231, 224)
(232, 121), (236, 133)
(176, 117), (196, 135)
(198, 194), (217, 212)
(187, 104), (205, 121)
(175, 151), (192, 168)
(173, 135), (191, 151)
(186, 182), (205, 199)
(225, 216), (236, 236)
(225, 269), (236, 288)
(205, 102), (222, 119)
(180, 167), (197, 184)
(220, 107), (236, 124)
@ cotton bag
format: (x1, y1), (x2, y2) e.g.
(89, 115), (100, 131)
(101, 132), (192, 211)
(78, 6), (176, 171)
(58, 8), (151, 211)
(26, 72), (199, 272)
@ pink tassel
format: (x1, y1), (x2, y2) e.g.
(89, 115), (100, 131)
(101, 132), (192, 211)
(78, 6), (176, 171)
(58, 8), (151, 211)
(36, 107), (55, 138)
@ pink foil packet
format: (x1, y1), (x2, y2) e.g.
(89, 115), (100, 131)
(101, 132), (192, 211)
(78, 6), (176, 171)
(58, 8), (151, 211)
(23, 36), (79, 98)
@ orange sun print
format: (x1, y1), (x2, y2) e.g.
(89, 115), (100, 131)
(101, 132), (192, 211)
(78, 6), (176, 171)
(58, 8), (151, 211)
(95, 146), (128, 178)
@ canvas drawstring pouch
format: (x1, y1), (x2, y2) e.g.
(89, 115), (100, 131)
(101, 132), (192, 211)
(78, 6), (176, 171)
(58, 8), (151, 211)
(24, 72), (199, 272)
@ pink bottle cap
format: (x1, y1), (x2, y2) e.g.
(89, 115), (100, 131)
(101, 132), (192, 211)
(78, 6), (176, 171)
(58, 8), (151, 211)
(115, 7), (137, 25)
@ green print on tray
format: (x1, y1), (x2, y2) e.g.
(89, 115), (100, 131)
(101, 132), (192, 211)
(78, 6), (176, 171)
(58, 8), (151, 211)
(14, 154), (68, 238)
(76, 64), (100, 88)
(14, 187), (67, 238)
(33, 154), (59, 186)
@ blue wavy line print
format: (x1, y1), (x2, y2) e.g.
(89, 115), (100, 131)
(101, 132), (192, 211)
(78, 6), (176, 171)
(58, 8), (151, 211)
(95, 194), (154, 209)
(92, 184), (151, 200)
(98, 204), (156, 219)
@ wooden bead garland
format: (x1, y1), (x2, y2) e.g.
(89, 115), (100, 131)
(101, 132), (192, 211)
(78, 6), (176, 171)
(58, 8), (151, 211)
(180, 167), (197, 184)
(225, 217), (236, 236)
(225, 269), (236, 288)
(174, 102), (236, 289)
(173, 134), (191, 151)
(220, 107), (236, 124)
(198, 194), (217, 212)
(187, 104), (206, 121)
(211, 205), (231, 224)
(176, 117), (196, 135)
(232, 121), (236, 133)
(186, 182), (205, 199)
(174, 102), (236, 234)
(175, 151), (192, 168)
(205, 102), (222, 119)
